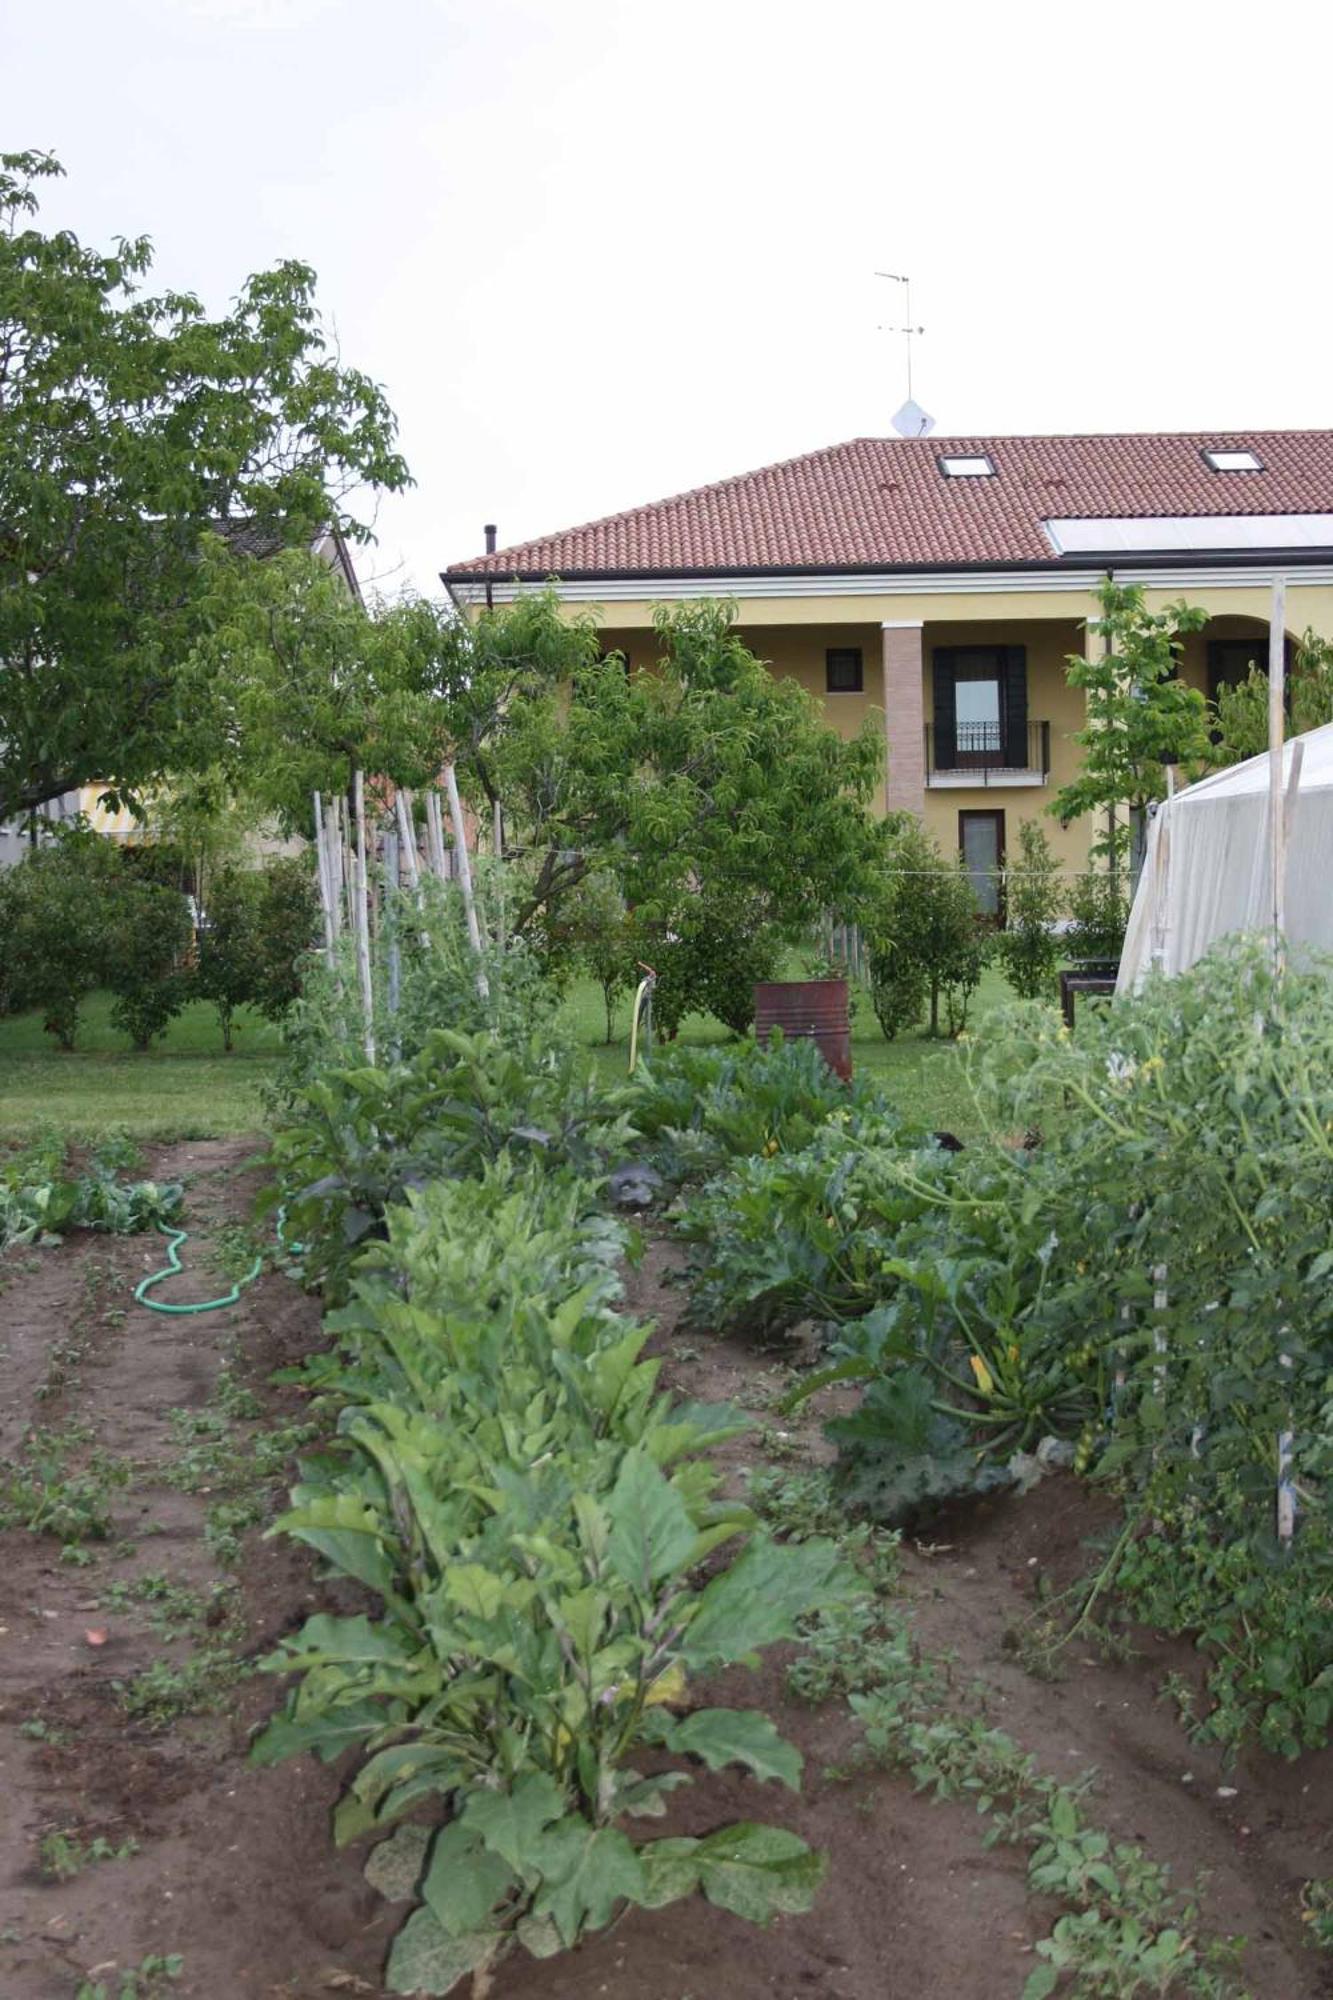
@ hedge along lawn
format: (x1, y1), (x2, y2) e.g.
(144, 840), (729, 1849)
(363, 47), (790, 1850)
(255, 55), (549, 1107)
(565, 963), (1017, 1137)
(0, 991), (283, 1141)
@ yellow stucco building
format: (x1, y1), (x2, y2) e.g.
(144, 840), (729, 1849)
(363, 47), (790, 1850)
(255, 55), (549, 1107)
(443, 431), (1333, 912)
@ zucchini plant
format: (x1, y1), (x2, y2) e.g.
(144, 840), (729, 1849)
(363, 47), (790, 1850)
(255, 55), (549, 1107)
(626, 1032), (885, 1185)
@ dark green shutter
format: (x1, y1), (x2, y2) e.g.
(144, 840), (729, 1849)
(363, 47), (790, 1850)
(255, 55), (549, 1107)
(1001, 646), (1027, 768)
(932, 650), (957, 771)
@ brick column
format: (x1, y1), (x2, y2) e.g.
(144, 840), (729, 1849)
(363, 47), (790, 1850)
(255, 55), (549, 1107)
(881, 620), (925, 817)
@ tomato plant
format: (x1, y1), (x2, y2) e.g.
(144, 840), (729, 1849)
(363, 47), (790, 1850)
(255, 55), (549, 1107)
(671, 944), (1333, 1752)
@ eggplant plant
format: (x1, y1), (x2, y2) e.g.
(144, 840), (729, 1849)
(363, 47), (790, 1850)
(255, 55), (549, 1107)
(254, 1163), (852, 1994)
(267, 1026), (636, 1300)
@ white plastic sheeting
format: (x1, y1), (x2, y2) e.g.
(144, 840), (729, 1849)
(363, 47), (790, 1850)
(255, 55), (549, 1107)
(1117, 721), (1333, 991)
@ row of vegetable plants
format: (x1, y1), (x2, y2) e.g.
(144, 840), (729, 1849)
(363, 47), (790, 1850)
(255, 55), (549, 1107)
(258, 1023), (854, 1996)
(1, 1130), (183, 1252)
(655, 945), (1333, 1761)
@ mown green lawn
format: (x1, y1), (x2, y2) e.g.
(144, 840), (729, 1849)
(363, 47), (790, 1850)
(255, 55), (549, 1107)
(0, 993), (282, 1142)
(0, 969), (1013, 1144)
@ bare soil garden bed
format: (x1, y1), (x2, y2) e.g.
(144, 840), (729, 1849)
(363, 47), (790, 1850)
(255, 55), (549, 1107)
(0, 1151), (1327, 1999)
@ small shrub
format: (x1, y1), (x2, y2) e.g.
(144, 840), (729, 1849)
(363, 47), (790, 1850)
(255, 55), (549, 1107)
(993, 819), (1064, 1001)
(863, 820), (987, 1039)
(1064, 871), (1128, 965)
(651, 897), (780, 1037)
(629, 1032), (879, 1183)
(566, 869), (640, 1043)
(248, 854), (319, 1022)
(192, 866), (259, 1052)
(0, 837), (119, 1048)
(105, 875), (193, 1049)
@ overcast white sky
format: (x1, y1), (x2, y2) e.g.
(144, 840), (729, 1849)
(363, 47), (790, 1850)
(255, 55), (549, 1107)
(8, 0), (1333, 596)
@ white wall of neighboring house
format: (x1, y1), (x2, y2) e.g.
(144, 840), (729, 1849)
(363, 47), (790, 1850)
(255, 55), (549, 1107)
(0, 789), (84, 867)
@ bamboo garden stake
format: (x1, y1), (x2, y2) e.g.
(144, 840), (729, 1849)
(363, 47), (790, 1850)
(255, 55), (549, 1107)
(444, 762), (490, 1001)
(352, 769), (375, 1062)
(313, 790), (336, 969)
(322, 797), (343, 939)
(395, 789), (422, 895)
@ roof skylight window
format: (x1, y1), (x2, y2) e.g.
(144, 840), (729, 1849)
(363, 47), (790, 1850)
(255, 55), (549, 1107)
(1203, 448), (1263, 472)
(938, 454), (996, 478)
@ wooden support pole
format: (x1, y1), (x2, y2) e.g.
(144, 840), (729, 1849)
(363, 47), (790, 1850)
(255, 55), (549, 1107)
(312, 791), (336, 970)
(1268, 575), (1287, 971)
(326, 799), (345, 940)
(395, 790), (421, 896)
(352, 769), (375, 1062)
(424, 788), (446, 881)
(340, 795), (355, 942)
(383, 826), (401, 1033)
(444, 761), (489, 1001)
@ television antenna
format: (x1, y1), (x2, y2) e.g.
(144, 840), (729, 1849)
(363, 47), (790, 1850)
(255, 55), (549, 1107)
(875, 271), (935, 436)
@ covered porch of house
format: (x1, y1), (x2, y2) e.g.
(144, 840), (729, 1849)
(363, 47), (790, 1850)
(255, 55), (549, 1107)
(598, 602), (1304, 920)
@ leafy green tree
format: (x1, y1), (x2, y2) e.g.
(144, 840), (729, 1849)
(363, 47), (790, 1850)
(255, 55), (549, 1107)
(193, 867), (260, 1052)
(0, 149), (409, 822)
(993, 818), (1064, 1000)
(651, 892), (782, 1039)
(1064, 871), (1129, 965)
(1293, 628), (1333, 733)
(547, 870), (639, 1043)
(193, 858), (318, 1050)
(1213, 626), (1333, 764)
(1051, 581), (1211, 885)
(469, 597), (885, 949)
(1212, 671), (1269, 764)
(863, 819), (986, 1039)
(185, 549), (454, 821)
(248, 856), (320, 1021)
(104, 876), (194, 1049)
(0, 837), (119, 1048)
(151, 769), (267, 908)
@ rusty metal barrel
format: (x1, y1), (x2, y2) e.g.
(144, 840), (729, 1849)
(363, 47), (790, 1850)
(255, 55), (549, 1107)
(752, 978), (851, 1081)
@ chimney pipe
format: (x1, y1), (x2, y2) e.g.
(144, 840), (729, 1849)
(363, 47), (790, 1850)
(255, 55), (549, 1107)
(484, 523), (497, 555)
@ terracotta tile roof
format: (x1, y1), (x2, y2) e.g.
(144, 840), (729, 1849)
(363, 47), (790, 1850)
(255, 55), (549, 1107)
(444, 430), (1333, 578)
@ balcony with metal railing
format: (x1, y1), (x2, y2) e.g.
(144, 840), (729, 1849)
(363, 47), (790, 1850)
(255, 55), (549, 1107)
(924, 719), (1051, 787)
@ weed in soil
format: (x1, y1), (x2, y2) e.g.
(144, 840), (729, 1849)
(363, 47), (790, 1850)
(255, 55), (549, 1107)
(19, 1716), (69, 1745)
(209, 1221), (265, 1284)
(100, 1570), (233, 1640)
(157, 1373), (318, 1566)
(0, 1423), (131, 1540)
(1300, 1879), (1333, 1953)
(763, 1480), (1250, 1998)
(747, 1464), (849, 1540)
(37, 1256), (120, 1402)
(75, 1953), (184, 2000)
(38, 1828), (139, 1881)
(114, 1636), (247, 1729)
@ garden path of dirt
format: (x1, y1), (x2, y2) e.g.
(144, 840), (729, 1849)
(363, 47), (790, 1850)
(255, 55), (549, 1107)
(0, 1147), (1328, 1999)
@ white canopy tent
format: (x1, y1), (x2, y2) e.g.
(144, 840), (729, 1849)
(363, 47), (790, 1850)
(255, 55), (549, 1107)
(1117, 720), (1333, 991)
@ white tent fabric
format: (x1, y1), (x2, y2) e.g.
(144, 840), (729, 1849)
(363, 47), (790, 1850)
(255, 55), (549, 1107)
(1117, 721), (1333, 991)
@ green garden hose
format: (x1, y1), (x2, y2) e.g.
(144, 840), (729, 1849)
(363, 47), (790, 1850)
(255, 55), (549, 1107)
(134, 1224), (264, 1315)
(134, 1209), (300, 1315)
